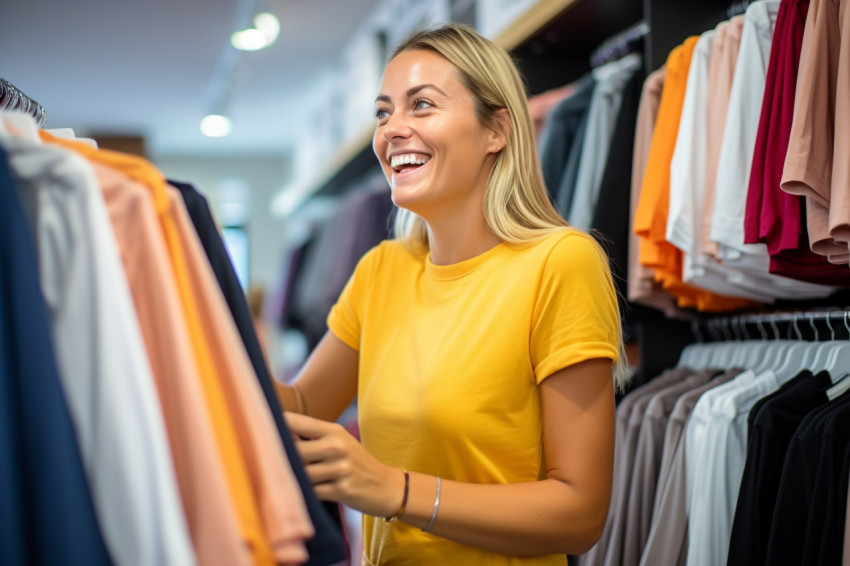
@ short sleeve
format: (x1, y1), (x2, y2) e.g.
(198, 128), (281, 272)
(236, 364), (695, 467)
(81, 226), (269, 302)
(530, 233), (621, 383)
(326, 243), (383, 351)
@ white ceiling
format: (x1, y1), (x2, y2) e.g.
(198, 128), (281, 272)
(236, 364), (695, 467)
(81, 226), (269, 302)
(0, 0), (385, 157)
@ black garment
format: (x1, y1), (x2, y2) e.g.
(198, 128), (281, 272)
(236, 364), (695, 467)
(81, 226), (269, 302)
(764, 380), (850, 566)
(0, 148), (112, 566)
(170, 181), (347, 565)
(727, 370), (827, 566)
(801, 384), (850, 565)
(588, 64), (644, 342)
(537, 73), (595, 211)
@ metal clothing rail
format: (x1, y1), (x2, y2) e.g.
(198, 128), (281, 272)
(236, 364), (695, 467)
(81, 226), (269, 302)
(589, 20), (650, 69)
(0, 78), (47, 127)
(691, 308), (850, 343)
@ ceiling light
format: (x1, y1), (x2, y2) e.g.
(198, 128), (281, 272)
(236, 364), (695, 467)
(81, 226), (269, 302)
(254, 12), (280, 44)
(200, 114), (232, 137)
(231, 28), (268, 51)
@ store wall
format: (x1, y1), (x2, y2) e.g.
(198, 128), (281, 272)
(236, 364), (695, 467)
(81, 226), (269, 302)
(154, 153), (291, 293)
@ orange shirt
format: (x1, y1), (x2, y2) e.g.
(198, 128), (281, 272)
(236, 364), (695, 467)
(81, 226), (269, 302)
(40, 132), (277, 566)
(91, 161), (250, 566)
(633, 37), (759, 312)
(167, 186), (313, 565)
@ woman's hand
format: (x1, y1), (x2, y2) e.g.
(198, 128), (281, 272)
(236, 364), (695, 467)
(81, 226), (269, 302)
(285, 412), (404, 518)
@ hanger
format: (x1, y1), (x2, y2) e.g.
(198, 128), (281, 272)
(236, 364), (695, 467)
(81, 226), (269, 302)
(0, 78), (48, 128)
(707, 317), (742, 370)
(822, 311), (850, 383)
(771, 312), (815, 382)
(589, 20), (650, 68)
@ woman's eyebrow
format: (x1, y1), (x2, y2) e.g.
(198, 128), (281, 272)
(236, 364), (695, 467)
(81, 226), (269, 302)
(375, 83), (448, 104)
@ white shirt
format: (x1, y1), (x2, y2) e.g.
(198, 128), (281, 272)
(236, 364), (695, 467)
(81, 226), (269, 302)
(685, 370), (779, 566)
(708, 1), (835, 299)
(0, 111), (195, 566)
(667, 30), (780, 304)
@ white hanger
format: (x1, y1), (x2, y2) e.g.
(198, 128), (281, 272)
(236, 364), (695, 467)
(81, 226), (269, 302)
(771, 312), (815, 382)
(677, 319), (707, 368)
(707, 317), (744, 370)
(823, 311), (850, 383)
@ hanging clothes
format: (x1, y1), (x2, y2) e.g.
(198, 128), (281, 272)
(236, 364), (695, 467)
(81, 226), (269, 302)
(0, 109), (348, 566)
(0, 144), (112, 566)
(1, 115), (196, 566)
(170, 180), (349, 566)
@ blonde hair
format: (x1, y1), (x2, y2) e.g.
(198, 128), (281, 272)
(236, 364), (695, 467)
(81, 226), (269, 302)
(388, 24), (630, 392)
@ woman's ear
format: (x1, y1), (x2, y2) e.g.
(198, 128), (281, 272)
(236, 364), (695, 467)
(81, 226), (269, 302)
(486, 108), (511, 154)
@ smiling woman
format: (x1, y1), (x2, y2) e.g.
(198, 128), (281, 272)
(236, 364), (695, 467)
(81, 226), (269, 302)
(275, 23), (629, 566)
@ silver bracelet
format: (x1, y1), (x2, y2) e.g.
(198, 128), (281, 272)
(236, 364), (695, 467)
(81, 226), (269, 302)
(423, 476), (441, 532)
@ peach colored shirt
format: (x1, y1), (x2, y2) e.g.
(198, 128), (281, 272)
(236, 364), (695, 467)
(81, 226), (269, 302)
(629, 68), (682, 315)
(168, 186), (314, 565)
(92, 161), (250, 566)
(780, 0), (848, 263)
(830, 0), (850, 249)
(703, 15), (745, 259)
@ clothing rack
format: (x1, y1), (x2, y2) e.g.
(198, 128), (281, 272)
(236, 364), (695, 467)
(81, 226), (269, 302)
(588, 20), (650, 69)
(0, 78), (47, 127)
(726, 0), (752, 18)
(692, 308), (850, 343)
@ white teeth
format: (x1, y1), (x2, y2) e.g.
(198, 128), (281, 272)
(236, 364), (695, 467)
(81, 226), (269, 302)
(390, 154), (430, 169)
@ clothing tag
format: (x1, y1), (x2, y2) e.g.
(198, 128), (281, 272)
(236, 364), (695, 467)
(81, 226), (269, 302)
(826, 373), (850, 401)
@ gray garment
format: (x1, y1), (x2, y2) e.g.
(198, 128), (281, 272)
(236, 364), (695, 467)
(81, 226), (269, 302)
(653, 369), (744, 516)
(581, 367), (694, 566)
(620, 369), (719, 566)
(537, 74), (595, 211)
(638, 369), (744, 566)
(568, 53), (643, 230)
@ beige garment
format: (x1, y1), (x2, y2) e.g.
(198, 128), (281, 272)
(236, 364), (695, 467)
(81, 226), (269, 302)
(780, 0), (849, 262)
(628, 68), (675, 313)
(702, 15), (746, 259)
(93, 162), (251, 566)
(828, 0), (850, 247)
(168, 187), (314, 565)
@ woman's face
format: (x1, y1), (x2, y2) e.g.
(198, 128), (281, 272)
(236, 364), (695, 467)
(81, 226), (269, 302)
(372, 49), (504, 216)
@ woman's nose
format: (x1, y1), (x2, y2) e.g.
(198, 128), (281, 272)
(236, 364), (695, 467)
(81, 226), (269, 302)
(382, 112), (411, 141)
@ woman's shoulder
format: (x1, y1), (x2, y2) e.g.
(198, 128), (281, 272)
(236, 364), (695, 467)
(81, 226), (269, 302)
(516, 227), (606, 262)
(356, 238), (425, 270)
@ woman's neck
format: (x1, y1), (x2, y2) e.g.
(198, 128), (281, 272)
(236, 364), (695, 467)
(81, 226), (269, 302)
(425, 213), (502, 265)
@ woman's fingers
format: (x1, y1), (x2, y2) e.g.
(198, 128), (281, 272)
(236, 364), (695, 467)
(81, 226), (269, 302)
(284, 410), (332, 440)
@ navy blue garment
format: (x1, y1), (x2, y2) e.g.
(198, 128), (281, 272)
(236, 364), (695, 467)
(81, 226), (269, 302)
(0, 147), (112, 565)
(169, 180), (347, 565)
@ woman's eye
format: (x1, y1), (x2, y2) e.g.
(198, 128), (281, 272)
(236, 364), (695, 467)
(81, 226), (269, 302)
(413, 99), (433, 111)
(375, 108), (390, 121)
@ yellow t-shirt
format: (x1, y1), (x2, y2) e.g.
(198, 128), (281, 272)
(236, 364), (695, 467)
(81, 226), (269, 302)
(328, 228), (621, 565)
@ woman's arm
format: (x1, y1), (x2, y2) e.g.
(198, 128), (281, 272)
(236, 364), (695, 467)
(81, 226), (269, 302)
(287, 357), (616, 556)
(274, 330), (359, 422)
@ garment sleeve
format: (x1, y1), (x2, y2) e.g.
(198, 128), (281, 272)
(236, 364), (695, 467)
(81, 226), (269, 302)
(326, 242), (383, 351)
(530, 232), (621, 383)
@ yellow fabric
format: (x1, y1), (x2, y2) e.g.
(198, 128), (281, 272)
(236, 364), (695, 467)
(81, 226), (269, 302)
(328, 229), (620, 565)
(40, 132), (276, 566)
